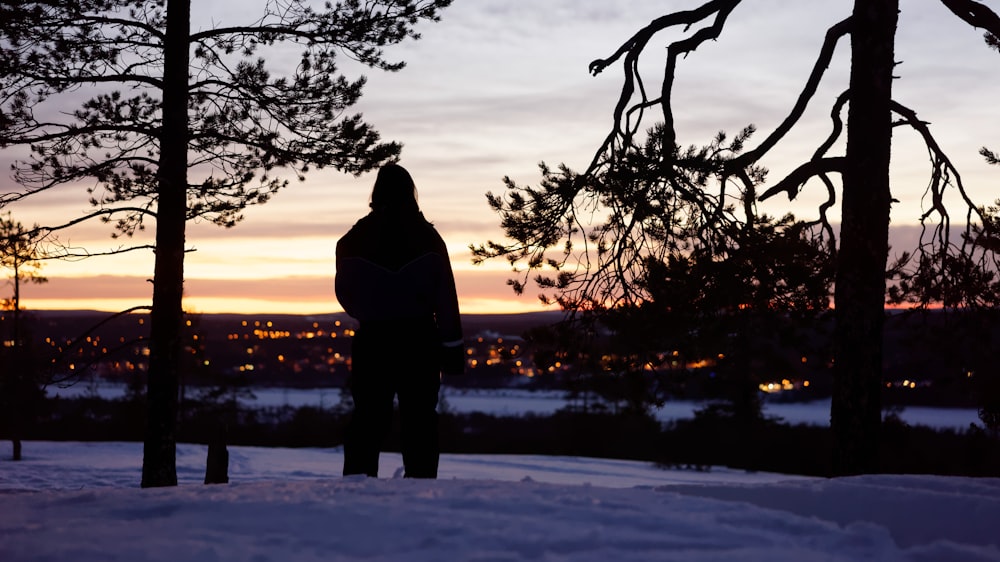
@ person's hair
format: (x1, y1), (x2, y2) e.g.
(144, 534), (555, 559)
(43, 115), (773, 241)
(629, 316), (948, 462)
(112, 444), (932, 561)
(369, 163), (419, 213)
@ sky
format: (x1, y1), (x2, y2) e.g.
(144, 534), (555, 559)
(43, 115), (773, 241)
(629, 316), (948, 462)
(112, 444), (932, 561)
(2, 440), (999, 561)
(3, 0), (1000, 315)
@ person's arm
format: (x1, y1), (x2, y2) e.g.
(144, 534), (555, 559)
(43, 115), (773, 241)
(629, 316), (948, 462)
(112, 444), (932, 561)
(437, 257), (462, 345)
(335, 236), (364, 319)
(433, 233), (464, 375)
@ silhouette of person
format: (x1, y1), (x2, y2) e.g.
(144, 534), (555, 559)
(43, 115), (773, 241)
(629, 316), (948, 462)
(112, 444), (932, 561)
(335, 163), (464, 478)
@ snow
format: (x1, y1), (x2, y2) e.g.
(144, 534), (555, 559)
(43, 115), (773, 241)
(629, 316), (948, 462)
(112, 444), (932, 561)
(2, 441), (998, 561)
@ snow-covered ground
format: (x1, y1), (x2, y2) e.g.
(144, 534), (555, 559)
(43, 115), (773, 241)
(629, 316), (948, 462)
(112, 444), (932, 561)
(1, 441), (998, 561)
(47, 383), (984, 430)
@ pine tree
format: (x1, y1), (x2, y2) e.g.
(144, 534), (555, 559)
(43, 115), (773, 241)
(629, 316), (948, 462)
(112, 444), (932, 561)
(475, 0), (1000, 475)
(0, 0), (452, 486)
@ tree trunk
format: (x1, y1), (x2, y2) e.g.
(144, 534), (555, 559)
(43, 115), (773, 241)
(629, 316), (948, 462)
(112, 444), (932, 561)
(831, 0), (898, 476)
(141, 0), (190, 488)
(11, 258), (25, 462)
(12, 259), (19, 345)
(204, 423), (229, 484)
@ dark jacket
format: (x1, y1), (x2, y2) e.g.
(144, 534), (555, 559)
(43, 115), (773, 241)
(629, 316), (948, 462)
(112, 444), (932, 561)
(335, 210), (462, 346)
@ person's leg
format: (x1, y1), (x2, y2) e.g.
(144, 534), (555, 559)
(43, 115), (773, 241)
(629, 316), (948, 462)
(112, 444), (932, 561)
(343, 332), (394, 477)
(397, 366), (441, 478)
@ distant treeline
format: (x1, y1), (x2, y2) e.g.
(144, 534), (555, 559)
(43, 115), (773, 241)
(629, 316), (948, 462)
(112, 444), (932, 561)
(17, 394), (1000, 478)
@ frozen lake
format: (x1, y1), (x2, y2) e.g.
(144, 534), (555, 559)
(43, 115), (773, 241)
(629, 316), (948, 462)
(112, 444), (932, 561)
(46, 382), (984, 431)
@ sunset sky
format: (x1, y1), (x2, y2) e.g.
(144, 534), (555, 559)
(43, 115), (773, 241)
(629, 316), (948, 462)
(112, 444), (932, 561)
(3, 0), (999, 316)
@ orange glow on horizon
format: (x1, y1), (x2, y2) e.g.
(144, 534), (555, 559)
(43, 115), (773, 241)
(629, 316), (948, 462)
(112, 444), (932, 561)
(20, 294), (952, 316)
(19, 295), (553, 316)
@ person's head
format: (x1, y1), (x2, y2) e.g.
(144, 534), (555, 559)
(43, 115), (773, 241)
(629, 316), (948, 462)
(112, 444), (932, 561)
(369, 163), (418, 213)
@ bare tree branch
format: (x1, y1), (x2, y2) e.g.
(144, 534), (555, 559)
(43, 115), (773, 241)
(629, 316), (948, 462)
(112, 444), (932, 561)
(940, 0), (1000, 36)
(586, 0), (742, 169)
(759, 157), (846, 201)
(37, 243), (159, 262)
(730, 18), (853, 170)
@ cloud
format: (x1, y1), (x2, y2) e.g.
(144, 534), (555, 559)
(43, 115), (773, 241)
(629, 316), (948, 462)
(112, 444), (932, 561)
(15, 220), (993, 317)
(5, 0), (1000, 318)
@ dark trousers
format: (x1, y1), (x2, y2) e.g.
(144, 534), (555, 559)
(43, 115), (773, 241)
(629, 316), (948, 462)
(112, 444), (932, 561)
(343, 321), (441, 478)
